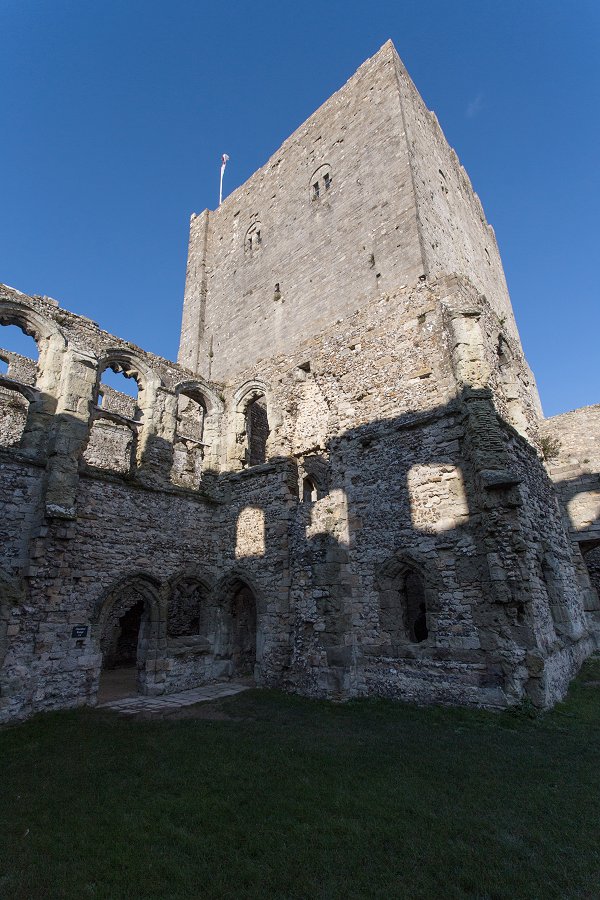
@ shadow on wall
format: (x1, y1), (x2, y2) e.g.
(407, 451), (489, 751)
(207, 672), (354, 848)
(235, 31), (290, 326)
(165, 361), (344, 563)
(1, 367), (597, 707)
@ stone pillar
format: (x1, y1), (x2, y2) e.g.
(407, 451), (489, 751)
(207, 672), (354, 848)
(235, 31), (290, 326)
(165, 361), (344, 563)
(20, 331), (67, 458)
(43, 347), (98, 519)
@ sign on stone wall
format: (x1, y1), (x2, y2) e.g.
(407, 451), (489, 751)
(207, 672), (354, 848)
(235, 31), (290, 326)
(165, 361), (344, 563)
(71, 625), (89, 639)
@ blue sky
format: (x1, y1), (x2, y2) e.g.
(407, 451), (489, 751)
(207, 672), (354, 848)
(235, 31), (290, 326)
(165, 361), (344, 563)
(1, 0), (598, 415)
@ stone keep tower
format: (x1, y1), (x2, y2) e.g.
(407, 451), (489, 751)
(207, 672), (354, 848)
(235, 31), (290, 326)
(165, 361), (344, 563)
(179, 41), (532, 391)
(174, 40), (594, 705)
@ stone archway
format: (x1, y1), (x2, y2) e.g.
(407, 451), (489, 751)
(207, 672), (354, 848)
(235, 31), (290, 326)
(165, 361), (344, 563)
(376, 553), (435, 652)
(214, 576), (260, 682)
(230, 583), (257, 677)
(95, 575), (163, 702)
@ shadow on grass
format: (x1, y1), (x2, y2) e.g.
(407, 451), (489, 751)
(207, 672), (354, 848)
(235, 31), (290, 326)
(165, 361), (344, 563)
(1, 658), (599, 900)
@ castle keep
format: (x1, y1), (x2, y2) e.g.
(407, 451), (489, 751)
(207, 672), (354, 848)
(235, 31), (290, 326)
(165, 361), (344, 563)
(1, 42), (598, 723)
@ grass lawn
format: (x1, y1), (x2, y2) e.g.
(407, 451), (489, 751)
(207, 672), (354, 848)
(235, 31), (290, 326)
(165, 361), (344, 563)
(1, 661), (600, 900)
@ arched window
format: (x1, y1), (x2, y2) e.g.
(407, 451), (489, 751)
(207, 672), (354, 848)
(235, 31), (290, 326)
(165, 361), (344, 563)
(172, 388), (207, 488)
(0, 323), (39, 373)
(0, 322), (40, 448)
(302, 476), (317, 503)
(244, 222), (263, 255)
(310, 164), (333, 202)
(245, 394), (269, 466)
(177, 389), (206, 443)
(232, 381), (273, 471)
(404, 571), (428, 643)
(97, 365), (140, 418)
(83, 359), (145, 475)
(218, 579), (258, 678)
(378, 559), (430, 648)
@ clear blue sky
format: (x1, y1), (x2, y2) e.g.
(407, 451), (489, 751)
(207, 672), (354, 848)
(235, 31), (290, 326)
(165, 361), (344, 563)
(1, 0), (598, 415)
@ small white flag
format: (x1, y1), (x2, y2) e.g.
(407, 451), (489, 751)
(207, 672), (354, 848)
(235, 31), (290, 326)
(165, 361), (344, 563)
(219, 154), (230, 205)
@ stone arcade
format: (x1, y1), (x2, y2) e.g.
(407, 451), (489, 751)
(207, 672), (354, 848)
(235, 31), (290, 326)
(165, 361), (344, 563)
(1, 42), (598, 723)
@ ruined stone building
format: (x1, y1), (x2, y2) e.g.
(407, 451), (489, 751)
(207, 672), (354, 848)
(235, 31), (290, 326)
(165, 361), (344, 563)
(1, 41), (598, 723)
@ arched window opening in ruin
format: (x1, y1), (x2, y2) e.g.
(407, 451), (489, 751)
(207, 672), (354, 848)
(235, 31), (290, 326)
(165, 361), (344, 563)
(167, 579), (207, 638)
(98, 586), (151, 701)
(176, 389), (206, 443)
(0, 323), (39, 367)
(0, 323), (40, 449)
(229, 582), (257, 678)
(84, 361), (144, 475)
(379, 562), (430, 648)
(404, 571), (428, 643)
(172, 388), (207, 488)
(310, 164), (332, 202)
(244, 222), (262, 255)
(246, 394), (269, 466)
(97, 365), (141, 417)
(303, 476), (317, 503)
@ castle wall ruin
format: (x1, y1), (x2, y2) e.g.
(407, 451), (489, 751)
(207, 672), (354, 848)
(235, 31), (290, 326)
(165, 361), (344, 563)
(0, 42), (597, 724)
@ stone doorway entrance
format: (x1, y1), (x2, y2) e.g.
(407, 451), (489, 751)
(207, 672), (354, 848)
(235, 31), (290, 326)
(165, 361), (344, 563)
(98, 591), (148, 703)
(230, 584), (257, 678)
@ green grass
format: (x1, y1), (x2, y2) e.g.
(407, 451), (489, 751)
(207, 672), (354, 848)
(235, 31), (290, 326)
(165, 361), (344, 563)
(2, 661), (600, 900)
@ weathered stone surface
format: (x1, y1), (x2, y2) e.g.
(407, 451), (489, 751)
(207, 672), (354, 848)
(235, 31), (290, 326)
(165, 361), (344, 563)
(0, 42), (597, 724)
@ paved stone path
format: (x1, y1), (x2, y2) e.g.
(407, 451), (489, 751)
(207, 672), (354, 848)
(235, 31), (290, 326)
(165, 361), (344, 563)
(97, 681), (251, 715)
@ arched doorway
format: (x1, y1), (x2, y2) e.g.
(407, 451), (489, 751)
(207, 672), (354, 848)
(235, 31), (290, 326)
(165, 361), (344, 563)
(230, 584), (257, 677)
(215, 577), (259, 681)
(377, 556), (432, 652)
(97, 581), (156, 702)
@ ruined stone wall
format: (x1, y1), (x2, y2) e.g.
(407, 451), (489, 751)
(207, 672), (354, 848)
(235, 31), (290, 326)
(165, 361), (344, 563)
(0, 273), (594, 721)
(0, 285), (230, 721)
(539, 406), (600, 644)
(0, 386), (29, 446)
(541, 406), (600, 544)
(0, 458), (44, 584)
(212, 271), (589, 707)
(218, 275), (541, 475)
(502, 432), (594, 702)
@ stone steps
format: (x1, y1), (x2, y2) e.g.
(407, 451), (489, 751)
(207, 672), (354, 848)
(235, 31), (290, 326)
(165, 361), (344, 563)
(97, 681), (251, 715)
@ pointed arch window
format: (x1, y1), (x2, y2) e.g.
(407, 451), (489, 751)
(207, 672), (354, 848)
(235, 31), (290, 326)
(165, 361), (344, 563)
(378, 560), (430, 647)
